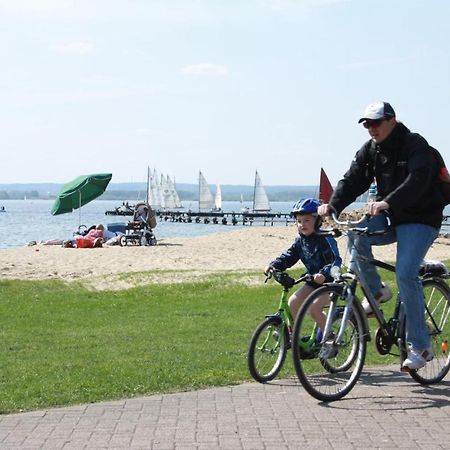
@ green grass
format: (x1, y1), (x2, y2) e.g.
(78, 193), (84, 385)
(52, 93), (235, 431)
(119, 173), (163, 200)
(0, 264), (448, 413)
(0, 273), (274, 413)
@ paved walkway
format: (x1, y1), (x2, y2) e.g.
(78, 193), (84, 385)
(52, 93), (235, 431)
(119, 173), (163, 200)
(1, 365), (450, 449)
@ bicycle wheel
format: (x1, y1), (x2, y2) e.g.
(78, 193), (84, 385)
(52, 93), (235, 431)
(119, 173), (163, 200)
(248, 316), (289, 383)
(320, 312), (359, 374)
(292, 284), (367, 402)
(408, 279), (450, 384)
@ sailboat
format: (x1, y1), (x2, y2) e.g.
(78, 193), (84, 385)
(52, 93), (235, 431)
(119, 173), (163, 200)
(214, 184), (222, 211)
(149, 168), (161, 208)
(252, 170), (271, 212)
(161, 174), (176, 209)
(198, 171), (215, 211)
(147, 169), (183, 210)
(319, 168), (333, 204)
(168, 176), (183, 209)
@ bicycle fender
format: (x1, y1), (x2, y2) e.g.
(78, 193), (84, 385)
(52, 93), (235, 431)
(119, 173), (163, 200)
(264, 314), (283, 325)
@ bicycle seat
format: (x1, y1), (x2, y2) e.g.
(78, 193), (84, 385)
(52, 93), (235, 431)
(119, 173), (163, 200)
(419, 260), (449, 277)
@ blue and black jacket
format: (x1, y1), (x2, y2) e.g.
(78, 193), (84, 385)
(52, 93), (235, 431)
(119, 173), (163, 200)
(269, 233), (342, 282)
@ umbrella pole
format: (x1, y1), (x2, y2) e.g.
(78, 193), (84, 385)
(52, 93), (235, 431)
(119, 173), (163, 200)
(79, 191), (81, 226)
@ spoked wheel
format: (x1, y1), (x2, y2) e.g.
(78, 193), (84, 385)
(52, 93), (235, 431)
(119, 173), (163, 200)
(247, 317), (289, 383)
(408, 279), (450, 384)
(320, 312), (359, 374)
(292, 284), (367, 402)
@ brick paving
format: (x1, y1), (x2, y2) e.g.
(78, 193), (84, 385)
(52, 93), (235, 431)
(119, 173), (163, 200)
(1, 365), (450, 449)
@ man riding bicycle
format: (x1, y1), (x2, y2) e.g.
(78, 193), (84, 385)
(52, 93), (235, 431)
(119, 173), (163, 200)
(318, 101), (445, 370)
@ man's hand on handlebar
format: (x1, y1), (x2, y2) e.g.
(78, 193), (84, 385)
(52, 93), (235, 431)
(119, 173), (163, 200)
(367, 200), (390, 216)
(318, 203), (336, 216)
(318, 201), (390, 218)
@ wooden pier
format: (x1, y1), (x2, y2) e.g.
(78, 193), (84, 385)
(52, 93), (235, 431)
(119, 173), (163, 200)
(156, 210), (293, 226)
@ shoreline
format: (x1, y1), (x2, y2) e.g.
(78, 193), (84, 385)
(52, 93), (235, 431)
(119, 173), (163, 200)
(0, 227), (449, 289)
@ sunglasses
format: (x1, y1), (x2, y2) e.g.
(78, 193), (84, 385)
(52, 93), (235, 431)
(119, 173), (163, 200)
(362, 119), (386, 129)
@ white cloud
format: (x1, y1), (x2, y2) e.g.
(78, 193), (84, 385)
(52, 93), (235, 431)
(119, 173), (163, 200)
(180, 63), (229, 77)
(57, 41), (95, 55)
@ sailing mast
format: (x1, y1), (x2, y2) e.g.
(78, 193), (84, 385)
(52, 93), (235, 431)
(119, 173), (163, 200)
(146, 166), (150, 204)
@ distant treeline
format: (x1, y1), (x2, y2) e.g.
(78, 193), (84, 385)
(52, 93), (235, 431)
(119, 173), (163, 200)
(0, 183), (320, 202)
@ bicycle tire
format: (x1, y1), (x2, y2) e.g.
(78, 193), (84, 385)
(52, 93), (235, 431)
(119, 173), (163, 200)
(248, 316), (289, 383)
(292, 284), (367, 402)
(408, 278), (450, 384)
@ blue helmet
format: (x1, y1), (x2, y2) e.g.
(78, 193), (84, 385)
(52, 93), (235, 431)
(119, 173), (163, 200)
(291, 198), (320, 216)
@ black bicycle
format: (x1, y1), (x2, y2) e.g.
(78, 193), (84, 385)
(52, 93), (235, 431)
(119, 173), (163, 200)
(292, 212), (450, 402)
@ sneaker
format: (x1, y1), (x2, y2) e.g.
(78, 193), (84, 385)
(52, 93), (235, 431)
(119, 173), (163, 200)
(362, 283), (393, 314)
(318, 332), (337, 359)
(402, 347), (434, 370)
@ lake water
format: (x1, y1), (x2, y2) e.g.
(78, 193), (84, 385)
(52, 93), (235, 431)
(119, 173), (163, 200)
(0, 199), (448, 249)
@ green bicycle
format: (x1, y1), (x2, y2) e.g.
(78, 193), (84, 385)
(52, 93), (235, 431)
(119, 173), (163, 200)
(247, 271), (320, 383)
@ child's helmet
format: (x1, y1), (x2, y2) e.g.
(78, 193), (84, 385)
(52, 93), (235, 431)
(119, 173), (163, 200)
(291, 198), (320, 216)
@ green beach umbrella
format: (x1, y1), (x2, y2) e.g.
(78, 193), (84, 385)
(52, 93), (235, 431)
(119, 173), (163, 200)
(51, 173), (112, 216)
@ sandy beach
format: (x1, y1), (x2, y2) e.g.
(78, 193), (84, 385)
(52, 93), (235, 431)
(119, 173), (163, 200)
(0, 226), (449, 290)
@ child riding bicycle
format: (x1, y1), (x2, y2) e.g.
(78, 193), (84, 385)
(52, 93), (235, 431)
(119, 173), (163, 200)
(264, 198), (342, 331)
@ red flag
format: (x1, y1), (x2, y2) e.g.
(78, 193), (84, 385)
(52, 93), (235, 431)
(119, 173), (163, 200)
(319, 168), (333, 204)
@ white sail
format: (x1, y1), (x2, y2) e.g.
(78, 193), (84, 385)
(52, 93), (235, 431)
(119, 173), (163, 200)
(153, 169), (164, 208)
(214, 184), (222, 211)
(159, 173), (172, 209)
(252, 170), (271, 212)
(198, 171), (215, 211)
(163, 175), (178, 209)
(171, 176), (183, 208)
(149, 168), (161, 208)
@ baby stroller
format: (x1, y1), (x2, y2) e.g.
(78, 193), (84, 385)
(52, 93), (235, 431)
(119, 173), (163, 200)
(119, 202), (157, 246)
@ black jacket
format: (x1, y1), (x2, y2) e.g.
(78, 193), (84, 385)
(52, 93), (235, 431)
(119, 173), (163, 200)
(330, 122), (444, 229)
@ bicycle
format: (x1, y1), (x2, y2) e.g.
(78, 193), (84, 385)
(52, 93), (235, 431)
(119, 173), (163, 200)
(291, 212), (450, 402)
(247, 271), (316, 383)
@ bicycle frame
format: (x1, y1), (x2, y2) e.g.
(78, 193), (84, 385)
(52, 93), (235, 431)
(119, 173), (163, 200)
(350, 251), (397, 334)
(327, 212), (449, 359)
(267, 272), (320, 352)
(265, 282), (294, 333)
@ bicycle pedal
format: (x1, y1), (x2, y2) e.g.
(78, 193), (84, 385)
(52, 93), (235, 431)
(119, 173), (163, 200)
(400, 366), (412, 373)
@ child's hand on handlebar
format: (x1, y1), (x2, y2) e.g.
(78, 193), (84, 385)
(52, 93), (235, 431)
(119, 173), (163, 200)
(264, 265), (275, 276)
(367, 200), (390, 216)
(313, 273), (326, 285)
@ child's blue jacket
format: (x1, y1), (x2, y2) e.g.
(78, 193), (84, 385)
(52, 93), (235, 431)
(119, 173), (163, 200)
(269, 233), (342, 281)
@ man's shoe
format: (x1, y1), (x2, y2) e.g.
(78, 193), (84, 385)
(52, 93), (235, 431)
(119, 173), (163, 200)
(362, 283), (393, 314)
(402, 347), (434, 370)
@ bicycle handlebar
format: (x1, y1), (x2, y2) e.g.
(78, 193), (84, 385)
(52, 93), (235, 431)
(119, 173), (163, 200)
(328, 211), (392, 236)
(264, 269), (313, 288)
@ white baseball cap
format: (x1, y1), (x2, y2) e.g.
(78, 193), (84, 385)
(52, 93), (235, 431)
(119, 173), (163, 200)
(358, 101), (396, 123)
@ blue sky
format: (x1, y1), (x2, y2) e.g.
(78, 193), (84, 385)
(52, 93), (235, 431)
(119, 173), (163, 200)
(1, 0), (449, 186)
